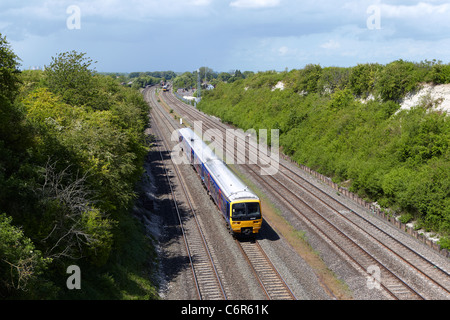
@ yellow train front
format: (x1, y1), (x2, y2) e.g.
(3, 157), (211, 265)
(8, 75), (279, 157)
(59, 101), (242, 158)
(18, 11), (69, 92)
(178, 128), (262, 237)
(229, 200), (262, 236)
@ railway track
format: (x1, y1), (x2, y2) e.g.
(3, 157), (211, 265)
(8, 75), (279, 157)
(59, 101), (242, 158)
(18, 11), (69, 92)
(147, 89), (227, 300)
(238, 240), (296, 300)
(159, 88), (450, 300)
(146, 87), (297, 300)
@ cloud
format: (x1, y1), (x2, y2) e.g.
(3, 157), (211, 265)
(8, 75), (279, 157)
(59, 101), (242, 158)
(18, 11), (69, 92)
(320, 39), (340, 50)
(381, 2), (450, 18)
(278, 46), (289, 55)
(81, 0), (213, 20)
(230, 0), (280, 9)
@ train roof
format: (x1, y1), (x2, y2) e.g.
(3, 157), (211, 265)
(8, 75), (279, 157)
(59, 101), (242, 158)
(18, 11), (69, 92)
(178, 128), (259, 202)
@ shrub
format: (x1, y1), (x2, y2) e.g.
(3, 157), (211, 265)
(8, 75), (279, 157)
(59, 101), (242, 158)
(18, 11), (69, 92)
(0, 214), (53, 298)
(376, 60), (420, 101)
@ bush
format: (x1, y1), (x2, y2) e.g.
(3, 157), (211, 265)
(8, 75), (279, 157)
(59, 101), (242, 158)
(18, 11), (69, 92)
(0, 214), (53, 298)
(428, 63), (450, 84)
(399, 213), (413, 224)
(348, 63), (382, 97)
(376, 60), (421, 101)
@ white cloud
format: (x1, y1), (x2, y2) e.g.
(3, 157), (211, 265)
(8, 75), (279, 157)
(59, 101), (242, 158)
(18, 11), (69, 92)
(381, 2), (450, 18)
(191, 0), (212, 5)
(278, 46), (289, 55)
(321, 39), (340, 50)
(230, 0), (280, 9)
(71, 0), (214, 21)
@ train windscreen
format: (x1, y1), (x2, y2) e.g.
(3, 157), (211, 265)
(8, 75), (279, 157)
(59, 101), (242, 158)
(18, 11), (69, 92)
(232, 202), (261, 221)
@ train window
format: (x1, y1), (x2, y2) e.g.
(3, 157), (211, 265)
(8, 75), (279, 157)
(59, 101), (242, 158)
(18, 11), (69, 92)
(232, 203), (245, 217)
(247, 203), (260, 217)
(232, 202), (261, 221)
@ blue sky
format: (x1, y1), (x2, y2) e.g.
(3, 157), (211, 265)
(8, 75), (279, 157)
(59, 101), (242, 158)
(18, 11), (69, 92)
(1, 0), (450, 72)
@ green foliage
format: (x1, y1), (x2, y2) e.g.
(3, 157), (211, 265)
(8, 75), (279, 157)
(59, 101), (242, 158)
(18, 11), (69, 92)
(80, 208), (116, 266)
(131, 75), (160, 89)
(0, 34), (21, 101)
(285, 64), (323, 94)
(0, 34), (156, 299)
(328, 88), (355, 110)
(44, 51), (99, 108)
(349, 63), (382, 97)
(173, 71), (196, 90)
(318, 67), (350, 94)
(376, 60), (421, 101)
(0, 35), (33, 157)
(0, 214), (53, 298)
(399, 213), (413, 224)
(428, 62), (450, 84)
(228, 69), (245, 83)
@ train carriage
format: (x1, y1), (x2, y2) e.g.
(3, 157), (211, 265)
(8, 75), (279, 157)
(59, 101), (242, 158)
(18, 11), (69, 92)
(178, 128), (262, 236)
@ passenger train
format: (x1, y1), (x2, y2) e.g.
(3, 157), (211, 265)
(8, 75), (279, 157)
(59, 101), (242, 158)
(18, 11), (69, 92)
(178, 128), (262, 237)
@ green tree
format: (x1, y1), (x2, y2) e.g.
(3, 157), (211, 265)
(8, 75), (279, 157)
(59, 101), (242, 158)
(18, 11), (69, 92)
(428, 62), (450, 84)
(349, 63), (382, 97)
(0, 34), (32, 155)
(0, 34), (21, 102)
(173, 71), (196, 89)
(44, 51), (98, 108)
(376, 60), (420, 101)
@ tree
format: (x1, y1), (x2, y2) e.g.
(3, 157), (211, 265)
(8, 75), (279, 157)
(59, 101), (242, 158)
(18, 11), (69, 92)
(0, 34), (31, 153)
(0, 34), (21, 103)
(376, 60), (420, 102)
(218, 72), (231, 82)
(349, 63), (382, 98)
(0, 34), (35, 202)
(37, 160), (114, 265)
(173, 72), (196, 89)
(228, 70), (245, 83)
(45, 51), (98, 108)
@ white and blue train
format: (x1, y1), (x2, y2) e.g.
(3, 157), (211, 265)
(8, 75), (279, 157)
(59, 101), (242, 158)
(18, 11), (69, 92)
(177, 128), (262, 236)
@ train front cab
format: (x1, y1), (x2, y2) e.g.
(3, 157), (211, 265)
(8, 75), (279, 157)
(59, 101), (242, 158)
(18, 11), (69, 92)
(229, 200), (262, 237)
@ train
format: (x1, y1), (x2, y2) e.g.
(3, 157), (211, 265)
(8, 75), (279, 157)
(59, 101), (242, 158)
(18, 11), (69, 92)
(162, 85), (168, 92)
(177, 128), (262, 237)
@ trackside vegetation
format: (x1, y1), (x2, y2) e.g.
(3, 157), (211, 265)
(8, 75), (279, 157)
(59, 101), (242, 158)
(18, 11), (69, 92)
(0, 34), (158, 299)
(197, 60), (450, 249)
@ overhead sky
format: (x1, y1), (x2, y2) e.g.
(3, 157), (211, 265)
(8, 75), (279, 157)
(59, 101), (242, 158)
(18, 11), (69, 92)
(1, 0), (450, 72)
